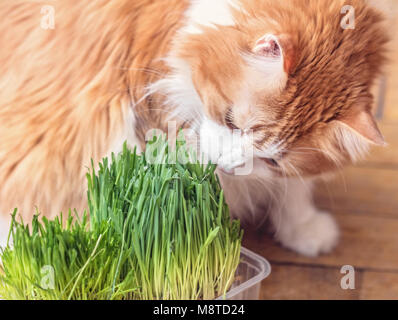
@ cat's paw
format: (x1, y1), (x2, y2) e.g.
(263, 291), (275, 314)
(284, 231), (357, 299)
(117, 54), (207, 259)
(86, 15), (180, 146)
(277, 211), (339, 257)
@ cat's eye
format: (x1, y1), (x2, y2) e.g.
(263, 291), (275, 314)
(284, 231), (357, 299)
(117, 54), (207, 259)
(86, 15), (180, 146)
(261, 158), (279, 167)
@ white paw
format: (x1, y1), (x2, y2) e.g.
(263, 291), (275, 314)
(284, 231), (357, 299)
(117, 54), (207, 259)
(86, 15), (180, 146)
(277, 211), (339, 257)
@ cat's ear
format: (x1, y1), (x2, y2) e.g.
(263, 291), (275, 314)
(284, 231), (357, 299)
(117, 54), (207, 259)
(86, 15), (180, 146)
(336, 107), (385, 146)
(253, 34), (296, 74)
(253, 34), (282, 58)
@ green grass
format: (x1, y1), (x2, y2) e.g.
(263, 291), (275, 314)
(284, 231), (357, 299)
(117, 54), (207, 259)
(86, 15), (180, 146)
(0, 210), (137, 300)
(0, 135), (243, 300)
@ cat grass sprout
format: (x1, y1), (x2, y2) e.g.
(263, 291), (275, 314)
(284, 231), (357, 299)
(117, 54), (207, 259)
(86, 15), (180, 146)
(0, 210), (137, 300)
(0, 136), (243, 300)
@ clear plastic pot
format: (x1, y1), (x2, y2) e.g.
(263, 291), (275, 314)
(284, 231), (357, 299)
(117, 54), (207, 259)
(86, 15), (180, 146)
(217, 247), (271, 300)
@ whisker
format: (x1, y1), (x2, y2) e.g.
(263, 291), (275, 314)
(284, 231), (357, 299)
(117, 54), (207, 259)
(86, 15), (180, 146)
(285, 160), (310, 193)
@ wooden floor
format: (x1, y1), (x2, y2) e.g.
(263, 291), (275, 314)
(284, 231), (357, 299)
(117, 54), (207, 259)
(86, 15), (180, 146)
(244, 1), (398, 300)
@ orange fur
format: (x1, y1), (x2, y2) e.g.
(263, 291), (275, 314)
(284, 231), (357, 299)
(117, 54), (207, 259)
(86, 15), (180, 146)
(0, 0), (389, 222)
(0, 1), (187, 218)
(172, 0), (388, 175)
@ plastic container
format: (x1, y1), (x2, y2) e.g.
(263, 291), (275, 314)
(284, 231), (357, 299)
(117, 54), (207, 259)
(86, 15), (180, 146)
(217, 247), (271, 300)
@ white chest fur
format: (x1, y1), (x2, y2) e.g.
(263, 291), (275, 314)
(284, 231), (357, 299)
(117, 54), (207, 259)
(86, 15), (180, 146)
(182, 0), (239, 34)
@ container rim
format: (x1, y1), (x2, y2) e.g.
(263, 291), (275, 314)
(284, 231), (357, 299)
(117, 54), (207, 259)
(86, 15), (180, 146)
(216, 246), (271, 300)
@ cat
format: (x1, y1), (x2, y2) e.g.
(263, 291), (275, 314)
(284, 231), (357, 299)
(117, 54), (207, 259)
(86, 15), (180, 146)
(0, 0), (388, 256)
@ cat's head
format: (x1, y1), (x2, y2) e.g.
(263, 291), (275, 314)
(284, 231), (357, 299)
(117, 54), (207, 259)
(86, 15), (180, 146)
(160, 0), (389, 177)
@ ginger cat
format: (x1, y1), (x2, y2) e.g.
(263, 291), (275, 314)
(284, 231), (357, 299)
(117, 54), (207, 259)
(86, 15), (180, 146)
(0, 0), (388, 256)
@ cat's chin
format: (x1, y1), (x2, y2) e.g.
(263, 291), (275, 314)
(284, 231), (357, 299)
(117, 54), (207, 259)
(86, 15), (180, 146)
(216, 167), (237, 176)
(215, 161), (274, 179)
